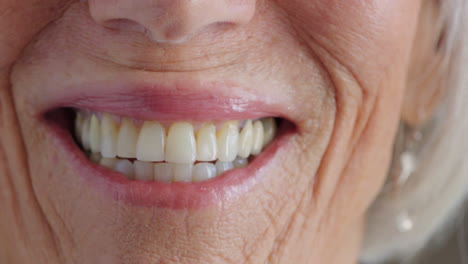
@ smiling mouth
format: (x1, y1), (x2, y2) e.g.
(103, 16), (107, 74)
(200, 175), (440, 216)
(41, 82), (295, 208)
(71, 110), (280, 183)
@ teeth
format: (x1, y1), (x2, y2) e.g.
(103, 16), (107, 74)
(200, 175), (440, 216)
(90, 153), (101, 164)
(251, 120), (264, 155)
(217, 121), (239, 162)
(262, 118), (276, 147)
(101, 114), (118, 158)
(166, 122), (196, 164)
(134, 161), (154, 181)
(154, 163), (173, 182)
(196, 123), (217, 161)
(74, 112), (84, 140)
(99, 158), (117, 169)
(80, 116), (91, 150)
(117, 118), (138, 158)
(233, 157), (248, 169)
(215, 160), (234, 176)
(89, 115), (101, 153)
(75, 111), (279, 182)
(114, 159), (134, 179)
(173, 163), (193, 182)
(136, 121), (165, 162)
(237, 120), (253, 158)
(193, 163), (216, 182)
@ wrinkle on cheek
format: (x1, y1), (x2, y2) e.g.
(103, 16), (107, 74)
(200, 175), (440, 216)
(265, 174), (317, 263)
(0, 79), (64, 262)
(280, 0), (419, 93)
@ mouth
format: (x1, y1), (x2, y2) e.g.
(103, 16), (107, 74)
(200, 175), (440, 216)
(42, 82), (295, 209)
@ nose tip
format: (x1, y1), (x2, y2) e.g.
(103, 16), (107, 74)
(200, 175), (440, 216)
(88, 0), (256, 43)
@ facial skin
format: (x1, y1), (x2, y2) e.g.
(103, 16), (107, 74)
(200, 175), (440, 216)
(0, 0), (430, 263)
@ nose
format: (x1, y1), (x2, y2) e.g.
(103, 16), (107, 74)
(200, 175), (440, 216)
(88, 0), (256, 43)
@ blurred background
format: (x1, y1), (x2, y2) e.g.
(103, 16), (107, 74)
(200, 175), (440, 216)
(386, 209), (467, 264)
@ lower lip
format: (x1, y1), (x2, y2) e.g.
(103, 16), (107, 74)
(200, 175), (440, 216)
(46, 111), (293, 209)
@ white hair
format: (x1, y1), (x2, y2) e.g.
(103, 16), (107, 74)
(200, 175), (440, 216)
(360, 0), (468, 262)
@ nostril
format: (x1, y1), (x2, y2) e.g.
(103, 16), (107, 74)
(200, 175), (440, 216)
(101, 18), (147, 34)
(88, 0), (256, 44)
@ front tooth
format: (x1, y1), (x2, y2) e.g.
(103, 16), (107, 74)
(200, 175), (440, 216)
(114, 159), (134, 179)
(215, 160), (234, 176)
(251, 120), (264, 155)
(117, 118), (138, 158)
(233, 157), (248, 168)
(217, 121), (239, 162)
(89, 114), (101, 153)
(193, 163), (217, 182)
(134, 161), (154, 181)
(154, 163), (173, 182)
(81, 116), (91, 150)
(165, 122), (196, 164)
(136, 121), (165, 162)
(173, 163), (193, 182)
(196, 123), (217, 161)
(99, 158), (117, 169)
(262, 118), (276, 147)
(237, 120), (253, 158)
(101, 113), (118, 158)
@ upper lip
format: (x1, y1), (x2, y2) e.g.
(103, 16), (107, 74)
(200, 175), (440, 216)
(40, 79), (295, 122)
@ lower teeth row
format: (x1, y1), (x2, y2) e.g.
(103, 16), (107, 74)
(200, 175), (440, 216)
(89, 153), (248, 182)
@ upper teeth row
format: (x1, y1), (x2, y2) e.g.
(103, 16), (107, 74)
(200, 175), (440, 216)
(74, 111), (277, 164)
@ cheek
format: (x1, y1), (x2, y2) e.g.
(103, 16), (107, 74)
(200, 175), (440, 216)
(273, 0), (422, 217)
(278, 0), (421, 90)
(0, 0), (73, 69)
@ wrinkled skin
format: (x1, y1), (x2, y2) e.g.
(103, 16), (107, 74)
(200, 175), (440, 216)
(0, 0), (440, 263)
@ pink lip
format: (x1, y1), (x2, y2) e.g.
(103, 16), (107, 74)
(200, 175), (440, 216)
(43, 81), (295, 209)
(41, 81), (290, 121)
